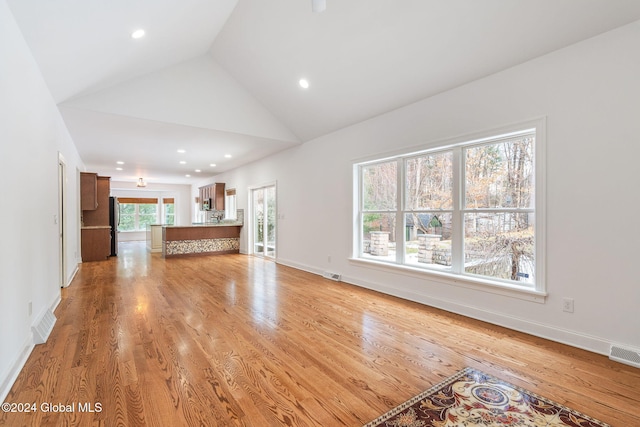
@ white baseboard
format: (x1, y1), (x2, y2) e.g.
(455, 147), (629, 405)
(0, 337), (34, 403)
(51, 293), (61, 313)
(0, 291), (61, 402)
(276, 258), (324, 276)
(64, 264), (79, 288)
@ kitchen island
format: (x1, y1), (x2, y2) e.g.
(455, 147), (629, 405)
(162, 222), (242, 257)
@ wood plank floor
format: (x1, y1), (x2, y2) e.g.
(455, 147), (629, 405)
(2, 241), (639, 426)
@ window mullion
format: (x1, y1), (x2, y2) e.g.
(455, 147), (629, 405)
(357, 165), (364, 258)
(451, 147), (463, 274)
(396, 158), (404, 264)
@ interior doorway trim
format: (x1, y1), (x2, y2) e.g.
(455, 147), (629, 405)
(57, 152), (67, 287)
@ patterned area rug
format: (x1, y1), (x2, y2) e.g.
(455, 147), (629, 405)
(364, 367), (609, 427)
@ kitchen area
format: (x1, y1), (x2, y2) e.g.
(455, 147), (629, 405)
(160, 183), (244, 257)
(148, 183), (244, 257)
(79, 172), (118, 262)
(80, 175), (243, 262)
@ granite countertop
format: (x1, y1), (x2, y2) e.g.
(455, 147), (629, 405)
(163, 221), (243, 228)
(81, 225), (111, 229)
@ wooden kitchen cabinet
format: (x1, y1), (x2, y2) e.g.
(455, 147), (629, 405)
(198, 183), (225, 211)
(81, 227), (111, 261)
(80, 172), (98, 210)
(212, 183), (225, 210)
(81, 175), (112, 262)
(83, 176), (111, 226)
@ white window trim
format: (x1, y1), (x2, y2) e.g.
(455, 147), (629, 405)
(352, 118), (547, 300)
(225, 189), (237, 220)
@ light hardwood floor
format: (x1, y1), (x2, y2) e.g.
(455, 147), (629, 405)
(2, 242), (639, 426)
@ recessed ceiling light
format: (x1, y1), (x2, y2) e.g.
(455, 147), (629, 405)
(116, 167), (123, 171)
(210, 163), (216, 167)
(185, 174), (191, 178)
(177, 149), (186, 153)
(299, 78), (309, 89)
(116, 161), (124, 165)
(131, 29), (145, 39)
(195, 169), (201, 173)
(179, 161), (186, 164)
(312, 0), (326, 13)
(224, 154), (232, 158)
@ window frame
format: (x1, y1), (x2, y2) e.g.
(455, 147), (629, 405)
(352, 119), (546, 301)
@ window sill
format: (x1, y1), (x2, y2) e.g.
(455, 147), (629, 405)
(348, 257), (547, 303)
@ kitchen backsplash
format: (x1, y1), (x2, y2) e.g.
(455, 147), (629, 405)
(205, 209), (244, 224)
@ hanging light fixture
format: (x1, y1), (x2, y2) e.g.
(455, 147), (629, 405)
(137, 177), (147, 187)
(312, 0), (326, 13)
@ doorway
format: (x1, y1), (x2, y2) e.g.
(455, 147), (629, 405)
(251, 184), (276, 258)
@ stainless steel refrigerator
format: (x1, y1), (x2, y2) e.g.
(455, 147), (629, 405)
(109, 197), (119, 256)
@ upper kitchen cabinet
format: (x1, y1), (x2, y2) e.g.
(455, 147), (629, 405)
(80, 172), (98, 210)
(83, 176), (111, 226)
(198, 183), (225, 211)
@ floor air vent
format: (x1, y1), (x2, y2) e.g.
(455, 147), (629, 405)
(609, 345), (640, 368)
(32, 310), (56, 344)
(323, 272), (342, 281)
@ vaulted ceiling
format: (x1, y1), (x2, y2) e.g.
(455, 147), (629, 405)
(8, 0), (640, 184)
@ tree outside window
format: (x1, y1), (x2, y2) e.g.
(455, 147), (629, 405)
(117, 198), (159, 231)
(163, 198), (175, 225)
(138, 204), (158, 230)
(164, 203), (175, 225)
(464, 137), (534, 283)
(119, 203), (136, 231)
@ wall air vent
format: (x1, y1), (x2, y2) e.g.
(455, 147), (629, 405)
(32, 309), (56, 344)
(609, 345), (640, 369)
(322, 271), (342, 281)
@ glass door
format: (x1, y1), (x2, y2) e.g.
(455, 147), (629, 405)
(252, 185), (276, 258)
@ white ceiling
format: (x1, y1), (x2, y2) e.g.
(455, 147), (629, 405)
(8, 0), (640, 184)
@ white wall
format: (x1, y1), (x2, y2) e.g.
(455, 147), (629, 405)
(111, 181), (192, 241)
(61, 54), (299, 142)
(0, 0), (84, 400)
(207, 21), (640, 356)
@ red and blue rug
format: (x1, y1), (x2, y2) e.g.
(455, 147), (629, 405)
(364, 367), (609, 427)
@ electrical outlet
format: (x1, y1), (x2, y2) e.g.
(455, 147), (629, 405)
(28, 301), (33, 316)
(562, 298), (574, 313)
(328, 255), (331, 263)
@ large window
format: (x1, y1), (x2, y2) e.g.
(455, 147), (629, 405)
(118, 198), (159, 231)
(355, 123), (544, 292)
